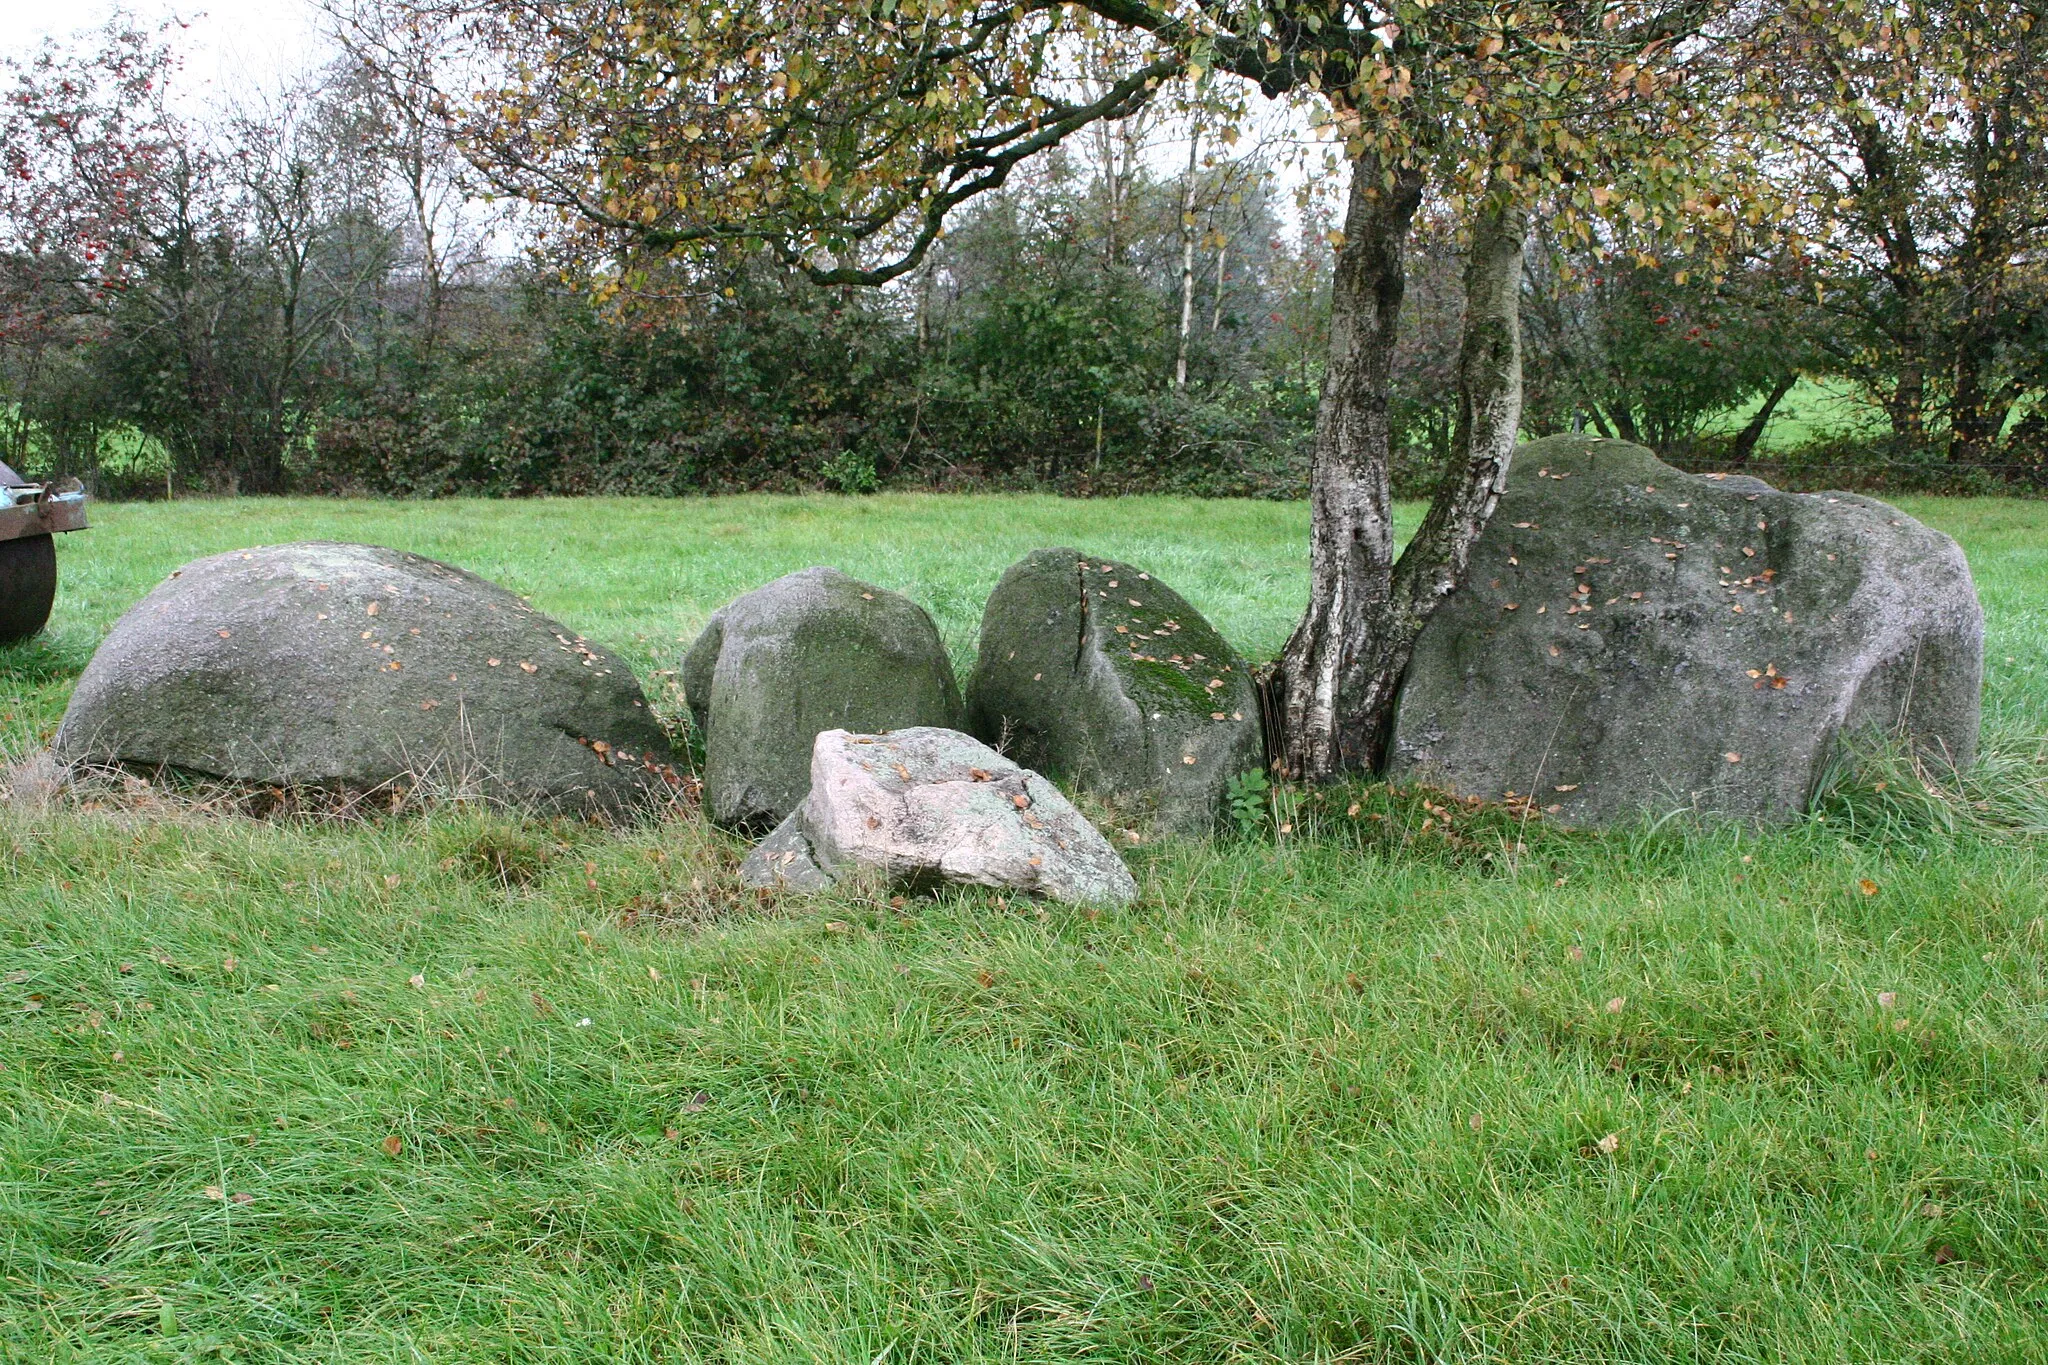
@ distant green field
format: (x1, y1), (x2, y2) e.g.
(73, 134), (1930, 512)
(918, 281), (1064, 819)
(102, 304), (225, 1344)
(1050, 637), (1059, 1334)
(1699, 376), (1890, 449)
(1700, 378), (2041, 450)
(3, 494), (2045, 1363)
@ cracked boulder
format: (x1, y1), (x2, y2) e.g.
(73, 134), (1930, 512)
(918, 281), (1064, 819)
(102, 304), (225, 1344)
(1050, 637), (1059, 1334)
(965, 549), (1264, 833)
(684, 567), (964, 830)
(1387, 435), (1982, 824)
(55, 542), (681, 813)
(740, 727), (1136, 906)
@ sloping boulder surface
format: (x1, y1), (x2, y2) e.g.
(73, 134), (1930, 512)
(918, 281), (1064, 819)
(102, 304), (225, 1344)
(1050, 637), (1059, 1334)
(741, 727), (1136, 906)
(56, 542), (680, 812)
(1388, 435), (1982, 824)
(685, 567), (964, 830)
(966, 549), (1263, 832)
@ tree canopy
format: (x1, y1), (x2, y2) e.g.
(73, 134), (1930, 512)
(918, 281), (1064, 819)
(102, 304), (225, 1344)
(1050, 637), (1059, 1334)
(428, 1), (1759, 294)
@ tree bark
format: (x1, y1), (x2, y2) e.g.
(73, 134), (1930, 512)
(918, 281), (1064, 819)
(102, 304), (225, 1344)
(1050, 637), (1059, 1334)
(1606, 403), (1641, 444)
(1729, 371), (1797, 465)
(1276, 178), (1528, 779)
(1174, 130), (1199, 388)
(1888, 349), (1927, 443)
(1209, 241), (1227, 334)
(1343, 194), (1527, 769)
(1273, 151), (1424, 780)
(1949, 101), (2012, 471)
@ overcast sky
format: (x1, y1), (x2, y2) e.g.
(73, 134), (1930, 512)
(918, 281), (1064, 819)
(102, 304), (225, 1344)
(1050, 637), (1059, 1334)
(0, 0), (325, 97)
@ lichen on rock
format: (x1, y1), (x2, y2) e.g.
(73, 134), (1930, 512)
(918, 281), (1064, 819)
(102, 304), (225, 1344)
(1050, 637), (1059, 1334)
(684, 566), (963, 830)
(966, 549), (1265, 833)
(740, 726), (1136, 906)
(55, 541), (681, 813)
(1388, 435), (1982, 824)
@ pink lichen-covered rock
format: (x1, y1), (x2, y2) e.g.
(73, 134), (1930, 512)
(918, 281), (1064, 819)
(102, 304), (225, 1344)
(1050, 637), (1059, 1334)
(740, 727), (1136, 907)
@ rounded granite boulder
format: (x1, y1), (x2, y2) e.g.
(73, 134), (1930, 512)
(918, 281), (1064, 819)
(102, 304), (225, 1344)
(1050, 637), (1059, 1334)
(55, 542), (681, 813)
(682, 567), (964, 830)
(965, 549), (1265, 833)
(1387, 435), (1982, 824)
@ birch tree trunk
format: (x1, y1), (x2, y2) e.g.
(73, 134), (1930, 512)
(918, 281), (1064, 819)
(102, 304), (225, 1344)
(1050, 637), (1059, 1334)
(1174, 130), (1200, 388)
(1209, 241), (1227, 334)
(1273, 151), (1424, 779)
(1275, 172), (1528, 780)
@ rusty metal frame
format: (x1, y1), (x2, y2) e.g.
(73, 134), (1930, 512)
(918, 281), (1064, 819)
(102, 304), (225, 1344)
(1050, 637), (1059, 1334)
(0, 484), (90, 544)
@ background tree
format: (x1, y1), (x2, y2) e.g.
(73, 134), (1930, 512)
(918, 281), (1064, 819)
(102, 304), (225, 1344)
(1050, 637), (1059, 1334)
(0, 21), (179, 475)
(1519, 245), (1807, 457)
(1766, 0), (2047, 471)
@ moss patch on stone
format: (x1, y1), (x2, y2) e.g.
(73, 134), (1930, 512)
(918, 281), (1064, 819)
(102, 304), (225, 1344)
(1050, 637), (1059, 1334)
(1077, 560), (1246, 722)
(969, 549), (1263, 833)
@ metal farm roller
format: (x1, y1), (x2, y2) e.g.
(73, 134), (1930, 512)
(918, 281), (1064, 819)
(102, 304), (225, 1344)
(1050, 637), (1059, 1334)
(0, 459), (89, 644)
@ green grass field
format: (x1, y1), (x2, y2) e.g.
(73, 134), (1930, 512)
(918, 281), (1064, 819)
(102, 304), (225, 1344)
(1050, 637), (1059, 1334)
(4, 494), (2046, 1363)
(1698, 377), (1888, 450)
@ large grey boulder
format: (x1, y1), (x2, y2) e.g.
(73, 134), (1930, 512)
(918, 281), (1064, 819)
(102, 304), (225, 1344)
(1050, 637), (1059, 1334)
(740, 727), (1136, 906)
(965, 549), (1264, 833)
(684, 567), (963, 830)
(1388, 436), (1982, 824)
(55, 542), (681, 813)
